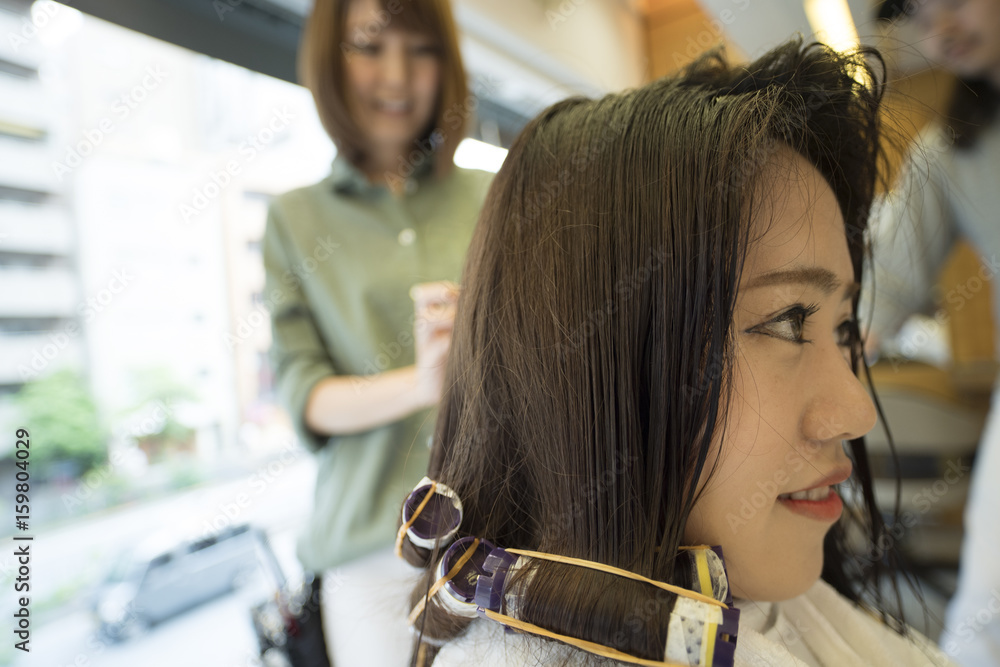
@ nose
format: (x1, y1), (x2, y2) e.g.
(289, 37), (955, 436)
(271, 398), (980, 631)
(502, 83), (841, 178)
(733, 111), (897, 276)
(379, 41), (409, 88)
(801, 344), (877, 444)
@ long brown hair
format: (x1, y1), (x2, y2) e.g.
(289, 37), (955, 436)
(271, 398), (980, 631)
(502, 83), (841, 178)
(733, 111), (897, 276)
(297, 0), (469, 177)
(401, 38), (907, 664)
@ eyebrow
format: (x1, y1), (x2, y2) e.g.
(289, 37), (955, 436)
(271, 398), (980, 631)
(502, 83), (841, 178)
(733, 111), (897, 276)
(746, 266), (860, 300)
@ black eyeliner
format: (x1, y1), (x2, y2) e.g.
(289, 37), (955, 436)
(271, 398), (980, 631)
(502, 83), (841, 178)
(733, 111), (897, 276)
(745, 303), (820, 344)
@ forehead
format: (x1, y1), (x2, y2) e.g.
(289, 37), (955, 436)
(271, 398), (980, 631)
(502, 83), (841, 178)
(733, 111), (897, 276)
(744, 150), (849, 278)
(909, 0), (988, 18)
(344, 0), (435, 34)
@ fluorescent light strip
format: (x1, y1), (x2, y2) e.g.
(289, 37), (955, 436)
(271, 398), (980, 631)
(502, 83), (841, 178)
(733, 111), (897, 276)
(453, 138), (508, 173)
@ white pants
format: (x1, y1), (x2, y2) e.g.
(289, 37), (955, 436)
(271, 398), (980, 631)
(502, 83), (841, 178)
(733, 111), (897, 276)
(943, 390), (1000, 666)
(322, 547), (422, 666)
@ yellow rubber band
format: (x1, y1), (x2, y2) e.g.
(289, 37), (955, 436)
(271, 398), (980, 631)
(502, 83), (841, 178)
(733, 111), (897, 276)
(504, 548), (727, 609)
(407, 537), (481, 625)
(395, 481), (438, 559)
(482, 608), (689, 667)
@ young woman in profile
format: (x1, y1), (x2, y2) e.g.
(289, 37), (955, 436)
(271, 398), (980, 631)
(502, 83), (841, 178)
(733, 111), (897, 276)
(393, 39), (958, 666)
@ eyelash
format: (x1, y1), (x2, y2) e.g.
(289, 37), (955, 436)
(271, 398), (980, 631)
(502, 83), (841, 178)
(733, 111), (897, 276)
(747, 304), (859, 348)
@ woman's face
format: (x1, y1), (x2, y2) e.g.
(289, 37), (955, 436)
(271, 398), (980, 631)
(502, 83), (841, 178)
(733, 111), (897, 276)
(909, 0), (1000, 80)
(342, 0), (442, 156)
(684, 150), (877, 602)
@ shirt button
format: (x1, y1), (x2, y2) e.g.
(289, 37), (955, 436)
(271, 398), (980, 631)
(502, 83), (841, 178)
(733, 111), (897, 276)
(398, 228), (416, 246)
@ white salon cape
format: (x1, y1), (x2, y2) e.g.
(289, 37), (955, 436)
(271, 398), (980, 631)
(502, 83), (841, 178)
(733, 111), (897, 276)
(432, 578), (955, 666)
(321, 547), (419, 666)
(864, 118), (1000, 667)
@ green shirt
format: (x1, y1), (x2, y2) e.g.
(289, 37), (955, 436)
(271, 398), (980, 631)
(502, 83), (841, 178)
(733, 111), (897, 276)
(263, 153), (492, 570)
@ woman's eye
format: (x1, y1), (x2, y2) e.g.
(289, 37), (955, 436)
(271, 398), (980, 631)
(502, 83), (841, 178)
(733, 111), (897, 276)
(836, 318), (860, 348)
(747, 304), (818, 344)
(350, 43), (380, 55)
(410, 44), (440, 56)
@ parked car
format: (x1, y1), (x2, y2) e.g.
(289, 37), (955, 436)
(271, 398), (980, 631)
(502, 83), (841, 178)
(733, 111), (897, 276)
(93, 523), (262, 640)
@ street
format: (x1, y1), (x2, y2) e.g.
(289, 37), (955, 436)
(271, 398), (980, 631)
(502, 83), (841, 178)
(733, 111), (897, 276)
(3, 453), (315, 667)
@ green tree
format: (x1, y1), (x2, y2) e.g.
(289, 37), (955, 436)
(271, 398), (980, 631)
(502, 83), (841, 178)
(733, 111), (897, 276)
(118, 366), (198, 462)
(11, 368), (107, 477)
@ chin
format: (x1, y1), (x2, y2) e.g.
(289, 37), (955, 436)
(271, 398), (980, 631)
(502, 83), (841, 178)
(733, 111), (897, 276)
(730, 549), (824, 602)
(733, 573), (820, 603)
(946, 56), (992, 79)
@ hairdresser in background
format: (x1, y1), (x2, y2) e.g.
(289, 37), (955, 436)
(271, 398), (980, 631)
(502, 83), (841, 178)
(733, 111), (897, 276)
(868, 1), (1000, 664)
(262, 0), (492, 662)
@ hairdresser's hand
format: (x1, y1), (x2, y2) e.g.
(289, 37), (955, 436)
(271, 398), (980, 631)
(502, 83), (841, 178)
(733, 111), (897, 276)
(411, 281), (460, 408)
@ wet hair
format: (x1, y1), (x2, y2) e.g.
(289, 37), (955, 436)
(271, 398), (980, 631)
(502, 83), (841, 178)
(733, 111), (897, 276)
(400, 37), (909, 665)
(297, 0), (468, 177)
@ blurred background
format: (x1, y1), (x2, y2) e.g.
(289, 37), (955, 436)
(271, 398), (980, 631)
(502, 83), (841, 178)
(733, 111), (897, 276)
(0, 0), (989, 664)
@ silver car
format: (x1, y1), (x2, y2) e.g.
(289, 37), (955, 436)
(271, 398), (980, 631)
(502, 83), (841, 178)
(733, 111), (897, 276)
(94, 523), (262, 639)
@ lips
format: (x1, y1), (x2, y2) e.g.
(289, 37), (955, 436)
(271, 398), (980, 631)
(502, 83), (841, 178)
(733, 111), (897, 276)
(776, 466), (852, 522)
(778, 489), (843, 521)
(779, 486), (833, 501)
(778, 466), (852, 499)
(376, 99), (411, 114)
(943, 38), (977, 61)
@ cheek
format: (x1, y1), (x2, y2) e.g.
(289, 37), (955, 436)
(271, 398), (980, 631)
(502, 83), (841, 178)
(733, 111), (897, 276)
(963, 3), (998, 44)
(414, 63), (442, 103)
(685, 361), (770, 542)
(683, 351), (817, 593)
(345, 62), (374, 103)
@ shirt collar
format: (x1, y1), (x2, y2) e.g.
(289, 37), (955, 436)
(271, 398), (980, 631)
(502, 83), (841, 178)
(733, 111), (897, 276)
(328, 151), (435, 198)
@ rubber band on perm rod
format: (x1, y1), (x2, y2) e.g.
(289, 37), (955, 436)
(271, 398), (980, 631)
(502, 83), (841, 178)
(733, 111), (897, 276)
(407, 537), (481, 625)
(481, 609), (690, 667)
(395, 481), (438, 558)
(504, 548), (728, 609)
